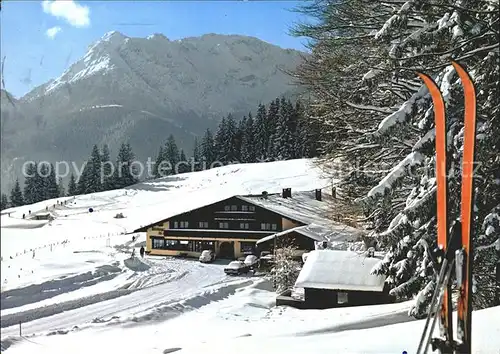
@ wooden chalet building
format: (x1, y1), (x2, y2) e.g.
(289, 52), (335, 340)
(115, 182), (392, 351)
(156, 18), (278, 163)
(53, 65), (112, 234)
(135, 188), (362, 260)
(277, 249), (394, 310)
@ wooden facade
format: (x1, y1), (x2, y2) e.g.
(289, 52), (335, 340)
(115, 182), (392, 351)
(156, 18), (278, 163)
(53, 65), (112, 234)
(256, 231), (316, 259)
(276, 286), (394, 310)
(302, 287), (394, 309)
(143, 196), (304, 259)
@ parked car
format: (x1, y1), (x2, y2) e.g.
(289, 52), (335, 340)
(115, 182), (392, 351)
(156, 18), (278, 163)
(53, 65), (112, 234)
(199, 250), (216, 263)
(224, 260), (250, 275)
(244, 255), (259, 269)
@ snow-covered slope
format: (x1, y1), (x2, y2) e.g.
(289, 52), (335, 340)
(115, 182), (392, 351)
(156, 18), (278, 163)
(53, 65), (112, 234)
(1, 158), (329, 289)
(2, 158), (331, 245)
(1, 159), (498, 353)
(3, 279), (499, 354)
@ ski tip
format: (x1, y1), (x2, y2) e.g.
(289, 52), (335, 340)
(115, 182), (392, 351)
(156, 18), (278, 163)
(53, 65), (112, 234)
(415, 71), (430, 80)
(451, 60), (475, 85)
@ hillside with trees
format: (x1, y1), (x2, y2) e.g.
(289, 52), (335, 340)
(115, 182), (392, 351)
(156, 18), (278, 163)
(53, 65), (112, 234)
(1, 97), (320, 210)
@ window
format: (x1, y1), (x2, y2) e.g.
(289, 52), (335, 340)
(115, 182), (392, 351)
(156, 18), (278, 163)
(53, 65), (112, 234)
(261, 223), (271, 230)
(190, 241), (215, 252)
(249, 205), (255, 211)
(179, 221), (189, 228)
(338, 292), (348, 304)
(240, 222), (249, 230)
(242, 205), (248, 211)
(231, 205), (238, 211)
(198, 221), (209, 228)
(240, 242), (255, 254)
(271, 223), (278, 231)
(224, 205), (230, 211)
(173, 221), (178, 228)
(164, 239), (190, 251)
(219, 222), (229, 229)
(152, 238), (165, 249)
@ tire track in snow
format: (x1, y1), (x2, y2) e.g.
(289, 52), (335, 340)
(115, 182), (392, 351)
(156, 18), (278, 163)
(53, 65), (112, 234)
(1, 262), (230, 338)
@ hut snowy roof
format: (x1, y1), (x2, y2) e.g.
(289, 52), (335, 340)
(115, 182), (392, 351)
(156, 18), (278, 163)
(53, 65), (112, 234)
(294, 250), (386, 292)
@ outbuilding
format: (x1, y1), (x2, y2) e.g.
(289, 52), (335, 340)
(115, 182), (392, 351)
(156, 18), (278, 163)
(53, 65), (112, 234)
(279, 250), (394, 309)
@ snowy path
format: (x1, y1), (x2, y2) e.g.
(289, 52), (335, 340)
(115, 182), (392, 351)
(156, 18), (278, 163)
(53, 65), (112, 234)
(1, 261), (234, 337)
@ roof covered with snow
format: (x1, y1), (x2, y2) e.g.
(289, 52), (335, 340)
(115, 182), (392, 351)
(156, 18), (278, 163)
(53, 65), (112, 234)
(238, 190), (336, 227)
(134, 185), (364, 244)
(122, 159), (333, 233)
(294, 250), (387, 292)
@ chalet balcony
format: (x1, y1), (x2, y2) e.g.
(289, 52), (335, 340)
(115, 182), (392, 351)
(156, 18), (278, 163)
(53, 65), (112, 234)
(164, 228), (273, 240)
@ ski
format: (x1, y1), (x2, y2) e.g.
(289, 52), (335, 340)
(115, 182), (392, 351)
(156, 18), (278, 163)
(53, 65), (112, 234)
(451, 59), (477, 354)
(417, 71), (453, 352)
(415, 60), (477, 354)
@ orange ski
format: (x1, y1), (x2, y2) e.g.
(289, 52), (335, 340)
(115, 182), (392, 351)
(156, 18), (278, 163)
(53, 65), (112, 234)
(417, 71), (453, 348)
(451, 59), (476, 354)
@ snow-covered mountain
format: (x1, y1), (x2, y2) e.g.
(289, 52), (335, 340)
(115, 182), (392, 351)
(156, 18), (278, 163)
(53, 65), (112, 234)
(0, 31), (304, 192)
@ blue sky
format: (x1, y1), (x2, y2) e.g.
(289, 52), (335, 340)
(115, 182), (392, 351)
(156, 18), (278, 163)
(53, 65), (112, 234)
(1, 1), (310, 98)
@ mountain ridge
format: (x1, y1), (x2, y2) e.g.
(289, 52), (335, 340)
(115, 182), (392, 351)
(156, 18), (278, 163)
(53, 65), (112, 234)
(1, 31), (305, 193)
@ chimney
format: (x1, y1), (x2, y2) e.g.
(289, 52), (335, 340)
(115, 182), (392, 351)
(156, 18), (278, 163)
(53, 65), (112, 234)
(262, 191), (268, 199)
(282, 188), (291, 198)
(315, 189), (322, 201)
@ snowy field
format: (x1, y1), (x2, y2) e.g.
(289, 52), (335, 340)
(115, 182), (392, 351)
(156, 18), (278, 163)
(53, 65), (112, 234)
(3, 280), (499, 354)
(1, 159), (499, 353)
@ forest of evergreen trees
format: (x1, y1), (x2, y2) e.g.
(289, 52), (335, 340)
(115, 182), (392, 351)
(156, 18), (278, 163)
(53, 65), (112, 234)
(1, 97), (321, 211)
(0, 142), (138, 210)
(153, 97), (321, 177)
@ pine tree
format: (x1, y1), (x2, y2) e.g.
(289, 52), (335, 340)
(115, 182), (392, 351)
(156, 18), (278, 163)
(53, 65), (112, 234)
(0, 192), (8, 210)
(154, 145), (166, 178)
(178, 150), (189, 174)
(89, 145), (103, 192)
(45, 164), (59, 199)
(67, 173), (78, 196)
(254, 104), (269, 161)
(305, 115), (322, 158)
(76, 162), (89, 195)
(10, 179), (24, 207)
(234, 115), (247, 162)
(272, 98), (295, 160)
(101, 144), (114, 190)
(294, 101), (309, 158)
(192, 137), (202, 172)
(37, 163), (49, 202)
(114, 143), (138, 188)
(201, 129), (215, 169)
(23, 162), (38, 205)
(241, 113), (256, 163)
(214, 116), (227, 163)
(57, 177), (65, 197)
(78, 145), (103, 194)
(1, 193), (9, 210)
(163, 135), (180, 175)
(266, 98), (280, 159)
